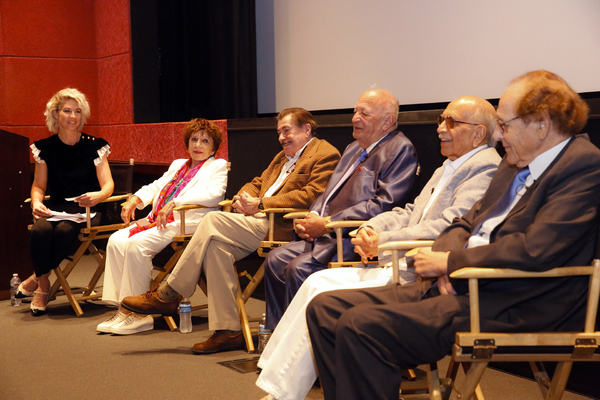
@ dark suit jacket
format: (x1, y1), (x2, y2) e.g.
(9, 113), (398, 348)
(433, 136), (600, 333)
(237, 138), (341, 241)
(309, 130), (418, 264)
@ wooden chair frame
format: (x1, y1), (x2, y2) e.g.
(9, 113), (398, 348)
(383, 240), (600, 400)
(447, 262), (600, 400)
(282, 214), (375, 269)
(158, 200), (307, 353)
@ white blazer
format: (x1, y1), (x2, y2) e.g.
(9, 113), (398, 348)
(134, 157), (228, 233)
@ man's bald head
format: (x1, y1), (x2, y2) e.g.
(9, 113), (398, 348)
(352, 89), (399, 148)
(437, 96), (497, 161)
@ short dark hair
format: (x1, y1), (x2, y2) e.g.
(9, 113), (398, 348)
(511, 70), (588, 136)
(183, 118), (223, 153)
(277, 108), (318, 137)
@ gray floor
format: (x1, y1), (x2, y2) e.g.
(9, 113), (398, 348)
(0, 256), (594, 400)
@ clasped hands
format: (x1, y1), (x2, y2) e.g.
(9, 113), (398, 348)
(232, 191), (261, 216)
(295, 213), (329, 241)
(352, 226), (456, 295)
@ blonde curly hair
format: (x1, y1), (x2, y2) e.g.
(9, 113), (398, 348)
(44, 88), (91, 133)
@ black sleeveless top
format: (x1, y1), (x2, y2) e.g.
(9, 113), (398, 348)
(31, 133), (110, 214)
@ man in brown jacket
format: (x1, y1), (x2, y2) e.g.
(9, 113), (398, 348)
(121, 107), (341, 351)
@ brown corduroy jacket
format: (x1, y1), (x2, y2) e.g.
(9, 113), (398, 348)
(236, 138), (340, 241)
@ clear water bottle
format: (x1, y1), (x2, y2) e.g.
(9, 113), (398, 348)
(258, 313), (273, 353)
(10, 273), (21, 307)
(178, 297), (192, 333)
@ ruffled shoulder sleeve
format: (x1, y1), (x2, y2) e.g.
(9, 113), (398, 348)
(30, 135), (55, 164)
(95, 143), (111, 166)
(30, 143), (44, 164)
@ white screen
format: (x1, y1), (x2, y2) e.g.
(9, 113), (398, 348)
(256, 0), (600, 114)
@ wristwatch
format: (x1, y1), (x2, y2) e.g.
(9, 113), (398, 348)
(258, 199), (264, 211)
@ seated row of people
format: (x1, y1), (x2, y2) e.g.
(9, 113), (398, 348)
(256, 94), (501, 399)
(118, 89), (420, 352)
(17, 69), (599, 400)
(259, 70), (600, 400)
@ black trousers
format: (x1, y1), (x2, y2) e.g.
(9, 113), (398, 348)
(29, 214), (102, 276)
(306, 281), (469, 400)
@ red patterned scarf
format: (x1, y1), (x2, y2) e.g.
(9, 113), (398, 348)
(129, 158), (208, 236)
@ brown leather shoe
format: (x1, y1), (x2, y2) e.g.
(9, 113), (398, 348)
(121, 288), (181, 315)
(192, 330), (245, 354)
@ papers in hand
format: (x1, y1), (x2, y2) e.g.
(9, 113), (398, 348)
(47, 210), (95, 223)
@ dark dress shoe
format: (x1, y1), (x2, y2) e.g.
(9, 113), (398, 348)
(121, 288), (181, 315)
(192, 331), (245, 354)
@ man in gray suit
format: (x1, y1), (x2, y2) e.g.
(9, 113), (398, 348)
(263, 89), (419, 330)
(256, 96), (501, 400)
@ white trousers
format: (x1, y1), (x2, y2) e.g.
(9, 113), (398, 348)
(102, 222), (188, 305)
(256, 265), (416, 400)
(167, 211), (269, 331)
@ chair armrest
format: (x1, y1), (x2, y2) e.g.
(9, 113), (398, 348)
(24, 195), (51, 204)
(376, 241), (434, 285)
(380, 241), (435, 253)
(325, 220), (366, 230)
(264, 208), (308, 215)
(450, 262), (600, 334)
(173, 204), (210, 212)
(283, 211), (310, 219)
(449, 265), (595, 280)
(173, 203), (214, 235)
(219, 199), (233, 208)
(102, 194), (130, 203)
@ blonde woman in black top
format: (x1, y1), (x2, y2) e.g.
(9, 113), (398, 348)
(16, 88), (114, 316)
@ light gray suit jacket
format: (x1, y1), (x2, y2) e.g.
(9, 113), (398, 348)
(365, 146), (501, 260)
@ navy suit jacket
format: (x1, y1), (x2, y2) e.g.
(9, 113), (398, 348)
(309, 130), (418, 264)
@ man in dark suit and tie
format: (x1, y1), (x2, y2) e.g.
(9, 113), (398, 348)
(264, 89), (419, 330)
(306, 70), (600, 400)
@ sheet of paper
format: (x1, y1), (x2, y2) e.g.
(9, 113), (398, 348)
(47, 210), (96, 223)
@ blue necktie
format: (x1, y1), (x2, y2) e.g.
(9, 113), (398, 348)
(356, 149), (368, 164)
(487, 167), (531, 220)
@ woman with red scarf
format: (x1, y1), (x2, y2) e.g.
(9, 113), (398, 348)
(98, 118), (227, 335)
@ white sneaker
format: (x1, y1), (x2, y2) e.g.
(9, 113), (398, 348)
(110, 314), (154, 335)
(97, 311), (130, 333)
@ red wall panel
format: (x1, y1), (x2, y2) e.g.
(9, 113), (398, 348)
(97, 54), (134, 125)
(0, 57), (5, 123)
(0, 1), (228, 164)
(3, 57), (98, 126)
(95, 0), (131, 58)
(1, 0), (96, 58)
(0, 3), (4, 54)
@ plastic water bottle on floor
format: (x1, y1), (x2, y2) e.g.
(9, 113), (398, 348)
(10, 274), (21, 307)
(179, 297), (192, 333)
(258, 313), (273, 353)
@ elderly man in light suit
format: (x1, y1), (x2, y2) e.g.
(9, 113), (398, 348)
(256, 96), (501, 400)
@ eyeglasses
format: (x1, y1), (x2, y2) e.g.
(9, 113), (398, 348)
(496, 116), (521, 134)
(437, 115), (480, 129)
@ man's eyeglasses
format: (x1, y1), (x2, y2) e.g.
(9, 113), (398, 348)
(496, 116), (521, 134)
(437, 115), (480, 129)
